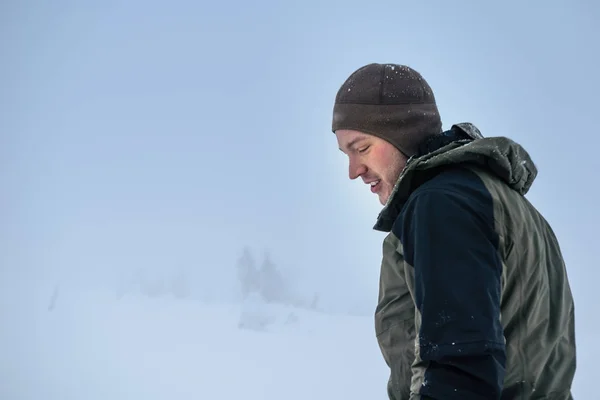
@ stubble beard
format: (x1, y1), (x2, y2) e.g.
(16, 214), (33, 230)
(379, 157), (405, 205)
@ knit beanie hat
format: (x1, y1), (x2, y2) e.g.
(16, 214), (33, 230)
(332, 63), (442, 157)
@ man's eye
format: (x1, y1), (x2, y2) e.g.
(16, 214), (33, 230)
(358, 146), (370, 153)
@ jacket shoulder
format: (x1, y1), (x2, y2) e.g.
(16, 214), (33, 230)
(418, 165), (487, 191)
(391, 166), (498, 239)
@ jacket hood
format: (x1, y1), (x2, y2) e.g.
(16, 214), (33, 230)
(373, 123), (538, 232)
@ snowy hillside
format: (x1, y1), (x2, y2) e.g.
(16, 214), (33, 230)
(0, 285), (389, 400)
(0, 284), (594, 399)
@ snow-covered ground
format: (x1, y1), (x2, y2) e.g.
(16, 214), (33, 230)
(0, 284), (595, 399)
(0, 285), (388, 399)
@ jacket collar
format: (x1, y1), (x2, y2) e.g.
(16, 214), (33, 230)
(373, 123), (537, 232)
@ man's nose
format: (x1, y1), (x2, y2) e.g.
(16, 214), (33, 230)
(349, 159), (367, 180)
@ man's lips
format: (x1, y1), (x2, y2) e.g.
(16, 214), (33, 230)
(367, 180), (381, 193)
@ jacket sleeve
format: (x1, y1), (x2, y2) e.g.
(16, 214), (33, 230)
(376, 234), (417, 400)
(393, 183), (506, 400)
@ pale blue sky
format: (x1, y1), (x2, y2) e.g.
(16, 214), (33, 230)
(2, 0), (598, 336)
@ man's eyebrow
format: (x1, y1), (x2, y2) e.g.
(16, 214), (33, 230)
(339, 137), (367, 153)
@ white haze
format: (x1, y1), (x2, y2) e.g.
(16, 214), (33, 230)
(1, 0), (598, 398)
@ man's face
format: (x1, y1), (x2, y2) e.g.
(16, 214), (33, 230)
(336, 129), (407, 205)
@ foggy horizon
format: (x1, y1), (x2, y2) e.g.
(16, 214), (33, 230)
(2, 0), (598, 398)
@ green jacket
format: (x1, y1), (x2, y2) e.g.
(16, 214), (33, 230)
(374, 123), (576, 399)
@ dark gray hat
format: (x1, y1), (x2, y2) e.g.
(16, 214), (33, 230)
(332, 63), (442, 157)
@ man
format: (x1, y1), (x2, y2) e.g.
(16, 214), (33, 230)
(332, 63), (576, 399)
